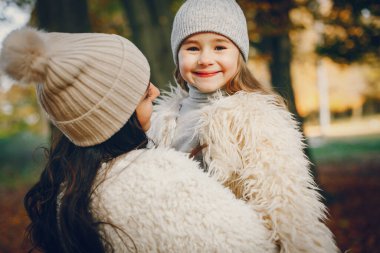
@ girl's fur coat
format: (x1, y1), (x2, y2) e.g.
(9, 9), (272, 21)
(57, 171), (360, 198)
(148, 86), (340, 253)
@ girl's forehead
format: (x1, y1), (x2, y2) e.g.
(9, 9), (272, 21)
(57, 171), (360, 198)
(183, 32), (232, 43)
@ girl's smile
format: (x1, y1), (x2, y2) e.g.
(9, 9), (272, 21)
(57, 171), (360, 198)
(192, 70), (221, 78)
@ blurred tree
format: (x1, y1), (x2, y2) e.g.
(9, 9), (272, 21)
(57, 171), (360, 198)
(88, 0), (129, 36)
(237, 0), (309, 119)
(0, 85), (45, 137)
(237, 0), (321, 182)
(312, 0), (380, 64)
(120, 0), (175, 89)
(311, 1), (380, 119)
(34, 0), (90, 32)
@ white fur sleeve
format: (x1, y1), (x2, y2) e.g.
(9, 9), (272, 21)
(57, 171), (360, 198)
(198, 92), (339, 253)
(92, 148), (276, 253)
(147, 86), (185, 147)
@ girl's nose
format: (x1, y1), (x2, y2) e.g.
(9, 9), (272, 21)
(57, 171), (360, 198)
(197, 51), (213, 66)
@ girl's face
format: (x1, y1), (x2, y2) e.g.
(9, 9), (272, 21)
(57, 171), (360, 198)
(178, 32), (240, 93)
(136, 83), (160, 132)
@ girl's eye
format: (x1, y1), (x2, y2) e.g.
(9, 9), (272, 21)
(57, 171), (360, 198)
(215, 46), (226, 51)
(187, 46), (199, 51)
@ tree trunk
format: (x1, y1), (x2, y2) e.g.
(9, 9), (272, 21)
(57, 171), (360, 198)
(35, 0), (90, 32)
(268, 34), (298, 117)
(120, 0), (175, 90)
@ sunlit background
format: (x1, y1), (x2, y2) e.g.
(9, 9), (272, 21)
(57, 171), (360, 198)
(0, 0), (379, 252)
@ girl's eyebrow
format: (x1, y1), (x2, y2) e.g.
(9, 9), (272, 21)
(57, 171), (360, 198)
(182, 39), (198, 45)
(215, 38), (230, 43)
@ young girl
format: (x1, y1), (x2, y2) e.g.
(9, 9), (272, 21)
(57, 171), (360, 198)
(149, 0), (340, 252)
(1, 28), (276, 252)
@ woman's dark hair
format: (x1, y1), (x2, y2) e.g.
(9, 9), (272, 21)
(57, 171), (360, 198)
(24, 112), (147, 253)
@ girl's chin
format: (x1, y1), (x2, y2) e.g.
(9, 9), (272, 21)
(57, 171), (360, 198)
(192, 85), (224, 93)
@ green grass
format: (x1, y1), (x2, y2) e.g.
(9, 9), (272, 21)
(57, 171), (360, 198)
(309, 134), (380, 164)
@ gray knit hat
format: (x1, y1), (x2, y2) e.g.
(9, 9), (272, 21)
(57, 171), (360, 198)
(171, 0), (249, 64)
(0, 27), (150, 147)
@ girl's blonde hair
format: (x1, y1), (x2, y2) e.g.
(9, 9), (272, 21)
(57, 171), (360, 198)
(174, 54), (285, 105)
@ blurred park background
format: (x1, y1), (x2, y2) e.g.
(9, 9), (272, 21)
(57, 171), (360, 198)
(0, 0), (379, 252)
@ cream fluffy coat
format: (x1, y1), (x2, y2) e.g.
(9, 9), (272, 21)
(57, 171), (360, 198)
(148, 86), (339, 253)
(91, 148), (276, 252)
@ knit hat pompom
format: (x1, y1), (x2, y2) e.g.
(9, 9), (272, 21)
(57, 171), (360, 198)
(1, 27), (48, 84)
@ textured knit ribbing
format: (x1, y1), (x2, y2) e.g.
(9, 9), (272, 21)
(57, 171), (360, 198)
(1, 28), (150, 147)
(45, 34), (149, 146)
(171, 0), (249, 64)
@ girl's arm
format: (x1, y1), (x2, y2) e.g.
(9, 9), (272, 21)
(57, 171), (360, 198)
(199, 92), (340, 253)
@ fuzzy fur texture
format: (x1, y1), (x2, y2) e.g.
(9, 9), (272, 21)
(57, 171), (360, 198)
(148, 86), (340, 253)
(0, 27), (48, 83)
(91, 148), (276, 252)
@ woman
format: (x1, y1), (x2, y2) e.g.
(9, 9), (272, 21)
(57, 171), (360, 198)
(0, 27), (275, 253)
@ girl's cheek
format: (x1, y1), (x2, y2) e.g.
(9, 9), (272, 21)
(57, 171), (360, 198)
(178, 51), (193, 65)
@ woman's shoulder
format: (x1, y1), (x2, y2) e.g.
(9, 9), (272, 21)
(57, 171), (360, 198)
(115, 148), (197, 171)
(93, 148), (200, 210)
(99, 148), (204, 187)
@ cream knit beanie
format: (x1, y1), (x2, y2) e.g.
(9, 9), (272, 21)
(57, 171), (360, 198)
(0, 27), (150, 147)
(171, 0), (249, 64)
